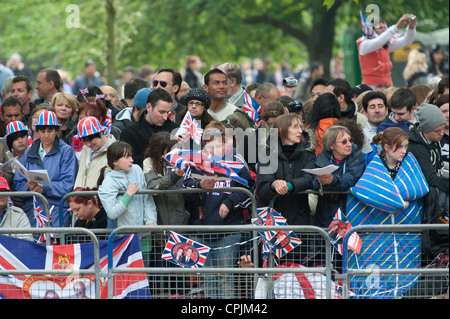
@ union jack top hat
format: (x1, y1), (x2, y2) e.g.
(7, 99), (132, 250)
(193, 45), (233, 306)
(76, 116), (106, 138)
(35, 111), (60, 127)
(4, 120), (29, 137)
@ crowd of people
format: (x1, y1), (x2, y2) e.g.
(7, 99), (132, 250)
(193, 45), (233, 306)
(0, 12), (448, 299)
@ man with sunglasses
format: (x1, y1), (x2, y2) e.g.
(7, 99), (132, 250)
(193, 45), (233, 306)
(152, 68), (185, 121)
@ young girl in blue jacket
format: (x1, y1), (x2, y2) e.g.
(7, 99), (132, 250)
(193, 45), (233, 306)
(97, 141), (157, 228)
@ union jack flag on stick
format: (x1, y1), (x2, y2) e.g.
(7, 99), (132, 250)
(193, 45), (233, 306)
(33, 197), (53, 243)
(242, 92), (262, 123)
(176, 111), (203, 145)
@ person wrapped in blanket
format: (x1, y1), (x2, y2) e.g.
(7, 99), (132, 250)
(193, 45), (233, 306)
(183, 120), (255, 299)
(345, 127), (429, 298)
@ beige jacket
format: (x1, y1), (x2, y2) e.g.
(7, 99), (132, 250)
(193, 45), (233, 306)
(74, 135), (116, 189)
(0, 204), (33, 240)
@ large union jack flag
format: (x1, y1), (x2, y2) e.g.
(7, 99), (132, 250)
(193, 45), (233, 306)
(0, 234), (150, 299)
(176, 111), (203, 145)
(161, 232), (210, 268)
(242, 92), (262, 123)
(164, 149), (249, 187)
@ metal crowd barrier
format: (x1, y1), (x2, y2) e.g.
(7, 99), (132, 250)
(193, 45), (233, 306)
(1, 188), (448, 299)
(59, 187), (257, 227)
(341, 224), (449, 299)
(0, 227), (102, 299)
(106, 224), (333, 299)
(0, 191), (51, 217)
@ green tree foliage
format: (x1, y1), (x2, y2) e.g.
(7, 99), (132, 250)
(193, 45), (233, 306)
(0, 0), (448, 85)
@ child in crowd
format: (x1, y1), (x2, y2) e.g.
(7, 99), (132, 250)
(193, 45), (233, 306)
(97, 141), (157, 228)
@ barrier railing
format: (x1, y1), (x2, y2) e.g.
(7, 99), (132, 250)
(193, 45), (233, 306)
(2, 188), (448, 299)
(0, 191), (51, 218)
(0, 227), (102, 299)
(58, 187), (257, 227)
(106, 224), (333, 299)
(1, 223), (447, 299)
(341, 224), (449, 299)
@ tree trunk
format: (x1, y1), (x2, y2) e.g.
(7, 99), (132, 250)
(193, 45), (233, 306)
(308, 2), (341, 78)
(105, 0), (116, 86)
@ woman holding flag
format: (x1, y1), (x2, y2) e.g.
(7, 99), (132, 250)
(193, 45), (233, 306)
(176, 87), (214, 130)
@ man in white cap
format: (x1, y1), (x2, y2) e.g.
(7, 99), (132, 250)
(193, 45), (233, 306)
(407, 103), (448, 194)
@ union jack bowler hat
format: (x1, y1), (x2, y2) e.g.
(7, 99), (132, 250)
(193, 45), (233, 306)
(35, 111), (60, 127)
(76, 116), (106, 138)
(4, 120), (29, 137)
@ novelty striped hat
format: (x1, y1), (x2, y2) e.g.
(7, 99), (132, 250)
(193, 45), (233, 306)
(76, 116), (106, 138)
(35, 111), (60, 127)
(4, 121), (29, 137)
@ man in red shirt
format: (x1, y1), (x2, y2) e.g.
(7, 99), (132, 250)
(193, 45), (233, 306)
(357, 12), (416, 88)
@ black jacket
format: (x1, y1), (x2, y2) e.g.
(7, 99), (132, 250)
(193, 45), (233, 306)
(120, 111), (179, 168)
(256, 134), (316, 225)
(408, 123), (448, 194)
(184, 151), (255, 226)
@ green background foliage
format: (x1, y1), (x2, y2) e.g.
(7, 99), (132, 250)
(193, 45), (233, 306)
(1, 0), (448, 85)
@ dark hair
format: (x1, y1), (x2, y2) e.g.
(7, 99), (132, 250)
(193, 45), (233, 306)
(12, 75), (33, 92)
(6, 130), (28, 151)
(124, 77), (150, 100)
(362, 91), (388, 112)
(310, 78), (328, 93)
(67, 187), (102, 209)
(145, 131), (178, 176)
(1, 96), (23, 113)
(327, 78), (353, 106)
(390, 88), (417, 111)
(176, 104), (214, 129)
(335, 118), (364, 149)
(310, 61), (323, 74)
(147, 88), (173, 107)
(36, 125), (59, 133)
(97, 141), (133, 186)
(245, 83), (259, 94)
(428, 75), (449, 104)
(76, 85), (104, 102)
(204, 68), (227, 86)
(435, 94), (449, 108)
(307, 93), (341, 130)
(276, 95), (294, 107)
(158, 68), (182, 95)
(40, 68), (62, 91)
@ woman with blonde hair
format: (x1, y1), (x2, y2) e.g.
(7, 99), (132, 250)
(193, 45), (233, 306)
(51, 92), (78, 142)
(403, 49), (440, 87)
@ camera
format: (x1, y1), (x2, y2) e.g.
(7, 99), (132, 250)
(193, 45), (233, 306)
(282, 77), (298, 87)
(286, 101), (303, 113)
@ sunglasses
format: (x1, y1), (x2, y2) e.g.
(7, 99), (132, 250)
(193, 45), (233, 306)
(152, 80), (172, 88)
(336, 138), (353, 145)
